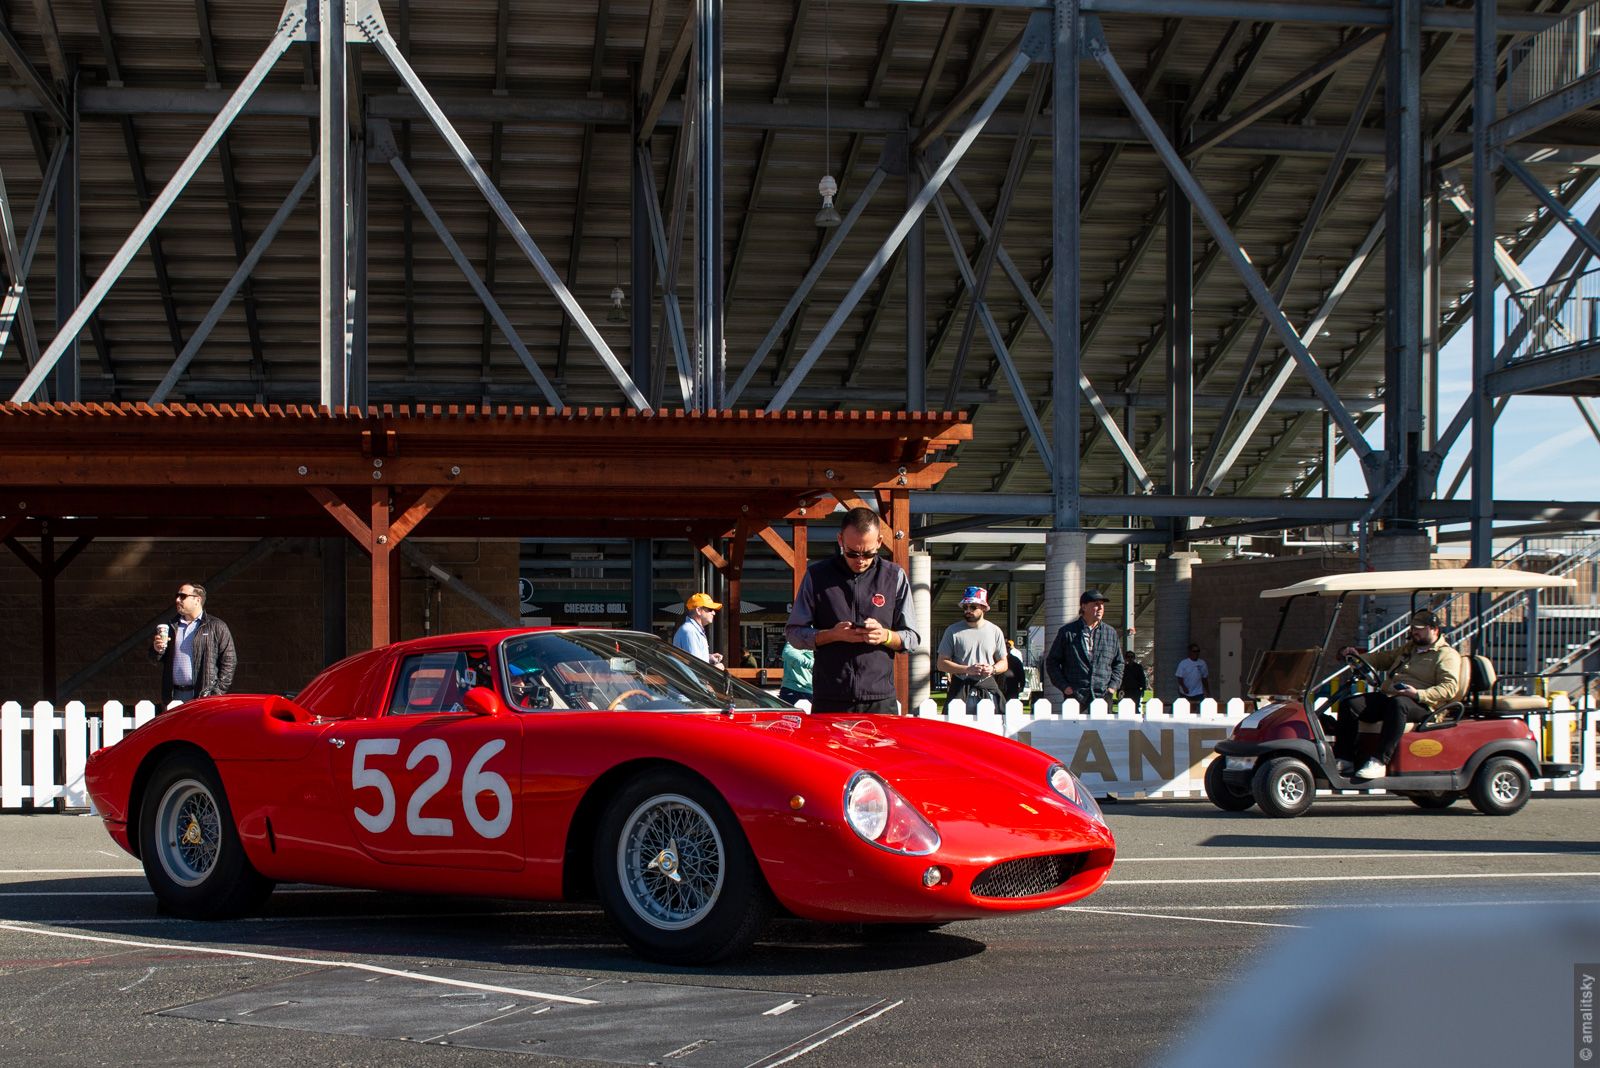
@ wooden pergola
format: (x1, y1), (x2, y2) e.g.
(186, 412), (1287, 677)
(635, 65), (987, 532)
(1, 402), (969, 702)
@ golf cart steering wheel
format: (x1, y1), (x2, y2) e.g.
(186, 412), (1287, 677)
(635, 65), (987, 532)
(608, 688), (652, 710)
(1344, 650), (1383, 686)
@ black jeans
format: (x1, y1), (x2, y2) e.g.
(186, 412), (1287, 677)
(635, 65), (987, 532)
(1334, 692), (1431, 764)
(811, 696), (900, 715)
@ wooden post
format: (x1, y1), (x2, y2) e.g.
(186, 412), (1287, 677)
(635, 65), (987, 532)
(370, 488), (393, 647)
(790, 519), (807, 600)
(888, 490), (911, 713)
(727, 521), (748, 665)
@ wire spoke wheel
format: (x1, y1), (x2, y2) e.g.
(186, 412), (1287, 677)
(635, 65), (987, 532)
(155, 779), (222, 887)
(617, 793), (725, 930)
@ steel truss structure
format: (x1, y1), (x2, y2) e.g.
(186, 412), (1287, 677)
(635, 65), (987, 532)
(1, 0), (1598, 667)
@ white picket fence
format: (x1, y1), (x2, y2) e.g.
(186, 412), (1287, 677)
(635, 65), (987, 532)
(3, 696), (1597, 811)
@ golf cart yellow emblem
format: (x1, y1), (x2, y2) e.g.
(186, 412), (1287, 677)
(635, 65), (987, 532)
(1408, 738), (1444, 758)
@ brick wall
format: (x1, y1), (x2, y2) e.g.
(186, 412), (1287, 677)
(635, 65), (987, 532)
(1190, 553), (1363, 698)
(0, 538), (520, 706)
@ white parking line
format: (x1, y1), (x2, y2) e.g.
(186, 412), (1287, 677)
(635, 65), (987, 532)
(0, 908), (596, 926)
(762, 999), (904, 1068)
(1107, 871), (1600, 885)
(1062, 897), (1600, 913)
(1060, 907), (1308, 929)
(0, 922), (599, 1005)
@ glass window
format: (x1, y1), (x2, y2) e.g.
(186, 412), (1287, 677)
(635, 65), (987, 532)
(499, 631), (788, 713)
(389, 649), (491, 715)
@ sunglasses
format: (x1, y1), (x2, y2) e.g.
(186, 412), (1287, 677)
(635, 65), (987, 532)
(841, 547), (880, 560)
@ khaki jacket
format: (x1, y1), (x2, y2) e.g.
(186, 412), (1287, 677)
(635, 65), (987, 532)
(1369, 636), (1462, 710)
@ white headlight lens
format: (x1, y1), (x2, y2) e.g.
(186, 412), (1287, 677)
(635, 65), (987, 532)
(843, 771), (941, 855)
(845, 772), (889, 840)
(1048, 763), (1105, 824)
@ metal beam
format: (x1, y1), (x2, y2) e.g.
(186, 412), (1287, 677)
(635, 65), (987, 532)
(150, 158), (319, 403)
(361, 1), (649, 410)
(1184, 28), (1383, 157)
(0, 16), (67, 127)
(1086, 17), (1378, 475)
(890, 0), (1562, 34)
(764, 20), (1042, 412)
(320, 0), (349, 408)
(371, 123), (563, 408)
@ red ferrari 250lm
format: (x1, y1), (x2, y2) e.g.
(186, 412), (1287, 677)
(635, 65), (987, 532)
(85, 628), (1115, 963)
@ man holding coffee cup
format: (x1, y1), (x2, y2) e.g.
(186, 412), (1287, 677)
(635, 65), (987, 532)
(150, 583), (238, 707)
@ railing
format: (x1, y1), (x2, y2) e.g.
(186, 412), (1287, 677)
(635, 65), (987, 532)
(1508, 2), (1600, 110)
(1503, 266), (1600, 364)
(1368, 537), (1600, 683)
(7, 695), (1596, 808)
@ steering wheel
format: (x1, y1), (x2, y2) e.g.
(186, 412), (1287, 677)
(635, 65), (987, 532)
(1344, 650), (1383, 686)
(608, 688), (652, 710)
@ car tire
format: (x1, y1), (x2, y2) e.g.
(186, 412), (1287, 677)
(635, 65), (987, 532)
(1404, 791), (1458, 810)
(1250, 756), (1315, 818)
(138, 751), (274, 919)
(1204, 758), (1256, 812)
(594, 770), (773, 964)
(1467, 756), (1531, 816)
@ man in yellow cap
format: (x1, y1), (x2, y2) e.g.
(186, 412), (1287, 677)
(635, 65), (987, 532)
(674, 592), (724, 666)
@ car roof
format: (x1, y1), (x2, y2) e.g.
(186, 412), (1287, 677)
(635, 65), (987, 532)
(1261, 567), (1577, 599)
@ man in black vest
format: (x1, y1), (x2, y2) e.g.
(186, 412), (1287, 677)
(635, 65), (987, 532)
(784, 507), (920, 714)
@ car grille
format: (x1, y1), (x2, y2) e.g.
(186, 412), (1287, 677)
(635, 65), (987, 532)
(971, 853), (1084, 899)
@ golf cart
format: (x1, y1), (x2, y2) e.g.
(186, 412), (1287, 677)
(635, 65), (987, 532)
(1204, 568), (1581, 818)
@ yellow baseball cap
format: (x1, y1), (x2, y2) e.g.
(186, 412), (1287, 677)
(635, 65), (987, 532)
(685, 592), (723, 611)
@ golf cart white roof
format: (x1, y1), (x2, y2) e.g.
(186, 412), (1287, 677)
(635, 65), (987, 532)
(1261, 567), (1577, 599)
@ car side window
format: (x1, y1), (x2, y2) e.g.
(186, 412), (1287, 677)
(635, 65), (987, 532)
(389, 650), (490, 715)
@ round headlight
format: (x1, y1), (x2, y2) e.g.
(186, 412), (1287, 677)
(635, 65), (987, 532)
(843, 771), (941, 854)
(845, 772), (889, 840)
(1048, 763), (1105, 824)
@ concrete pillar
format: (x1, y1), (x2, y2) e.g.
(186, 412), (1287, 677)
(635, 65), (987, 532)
(910, 550), (933, 710)
(1043, 530), (1088, 700)
(1365, 528), (1432, 640)
(1155, 551), (1199, 702)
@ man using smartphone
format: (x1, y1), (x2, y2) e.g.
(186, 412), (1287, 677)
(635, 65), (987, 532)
(784, 507), (919, 714)
(1334, 609), (1462, 780)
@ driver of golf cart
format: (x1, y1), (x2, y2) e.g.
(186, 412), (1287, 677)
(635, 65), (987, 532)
(1334, 609), (1463, 780)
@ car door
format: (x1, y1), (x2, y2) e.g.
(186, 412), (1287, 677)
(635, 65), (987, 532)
(325, 648), (524, 872)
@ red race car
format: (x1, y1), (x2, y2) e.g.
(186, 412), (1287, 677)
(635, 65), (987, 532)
(85, 628), (1115, 963)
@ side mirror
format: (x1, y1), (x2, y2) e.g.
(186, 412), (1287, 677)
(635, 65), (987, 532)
(462, 685), (507, 717)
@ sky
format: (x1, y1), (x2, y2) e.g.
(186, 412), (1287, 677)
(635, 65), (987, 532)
(1328, 182), (1600, 516)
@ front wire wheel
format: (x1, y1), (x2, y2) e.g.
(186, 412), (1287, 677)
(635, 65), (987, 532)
(595, 771), (772, 964)
(617, 793), (725, 930)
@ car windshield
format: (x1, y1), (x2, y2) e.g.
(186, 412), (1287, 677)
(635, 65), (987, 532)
(498, 629), (789, 712)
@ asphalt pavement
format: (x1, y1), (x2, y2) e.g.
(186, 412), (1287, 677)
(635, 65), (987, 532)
(2, 795), (1598, 1068)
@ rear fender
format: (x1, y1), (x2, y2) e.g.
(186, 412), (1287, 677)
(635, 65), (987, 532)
(1462, 740), (1541, 782)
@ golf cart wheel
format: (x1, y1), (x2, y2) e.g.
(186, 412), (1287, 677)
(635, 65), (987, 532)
(1204, 758), (1256, 812)
(1251, 756), (1315, 818)
(1404, 791), (1458, 810)
(1467, 756), (1530, 816)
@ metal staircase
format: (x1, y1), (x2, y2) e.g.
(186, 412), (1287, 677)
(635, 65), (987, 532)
(1367, 536), (1600, 686)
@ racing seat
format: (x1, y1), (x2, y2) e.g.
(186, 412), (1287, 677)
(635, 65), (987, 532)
(1464, 653), (1550, 716)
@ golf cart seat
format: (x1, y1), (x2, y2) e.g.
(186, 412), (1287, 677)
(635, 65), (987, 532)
(1464, 653), (1550, 716)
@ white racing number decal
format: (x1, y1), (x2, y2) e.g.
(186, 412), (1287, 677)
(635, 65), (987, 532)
(350, 738), (512, 840)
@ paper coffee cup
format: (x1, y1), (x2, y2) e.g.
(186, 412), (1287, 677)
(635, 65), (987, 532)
(156, 624), (170, 640)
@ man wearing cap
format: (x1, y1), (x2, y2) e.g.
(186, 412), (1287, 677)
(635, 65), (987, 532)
(674, 592), (725, 667)
(785, 506), (919, 714)
(936, 586), (1010, 707)
(1335, 609), (1461, 780)
(1045, 589), (1124, 705)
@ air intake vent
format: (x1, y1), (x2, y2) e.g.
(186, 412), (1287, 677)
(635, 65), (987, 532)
(970, 853), (1083, 898)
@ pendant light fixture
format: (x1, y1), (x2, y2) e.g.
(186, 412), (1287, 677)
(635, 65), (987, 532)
(815, 0), (842, 228)
(606, 237), (627, 323)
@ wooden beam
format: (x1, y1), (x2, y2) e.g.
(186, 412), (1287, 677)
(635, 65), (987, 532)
(307, 486), (372, 546)
(387, 485), (451, 544)
(755, 524), (793, 568)
(370, 487), (393, 647)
